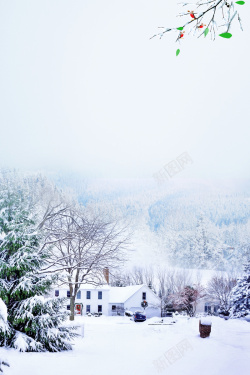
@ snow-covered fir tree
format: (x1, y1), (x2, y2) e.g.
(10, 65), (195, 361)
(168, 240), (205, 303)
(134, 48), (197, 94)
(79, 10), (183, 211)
(192, 216), (213, 268)
(0, 176), (76, 352)
(230, 261), (250, 318)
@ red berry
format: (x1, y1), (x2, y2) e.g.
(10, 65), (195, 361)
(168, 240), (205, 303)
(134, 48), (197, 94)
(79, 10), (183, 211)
(190, 13), (195, 18)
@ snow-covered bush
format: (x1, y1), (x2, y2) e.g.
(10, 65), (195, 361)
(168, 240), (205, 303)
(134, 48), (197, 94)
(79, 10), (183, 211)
(0, 298), (8, 333)
(125, 310), (133, 317)
(0, 174), (77, 352)
(171, 285), (205, 317)
(245, 314), (250, 322)
(0, 298), (10, 372)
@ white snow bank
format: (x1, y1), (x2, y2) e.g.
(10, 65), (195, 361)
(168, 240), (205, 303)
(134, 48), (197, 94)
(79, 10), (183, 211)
(1, 316), (250, 375)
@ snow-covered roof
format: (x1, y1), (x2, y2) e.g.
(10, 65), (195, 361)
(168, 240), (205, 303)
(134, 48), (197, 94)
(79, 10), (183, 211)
(54, 283), (110, 290)
(79, 283), (110, 290)
(109, 284), (145, 303)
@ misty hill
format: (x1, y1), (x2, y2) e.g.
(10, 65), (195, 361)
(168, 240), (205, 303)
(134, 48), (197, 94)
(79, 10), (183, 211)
(51, 173), (250, 272)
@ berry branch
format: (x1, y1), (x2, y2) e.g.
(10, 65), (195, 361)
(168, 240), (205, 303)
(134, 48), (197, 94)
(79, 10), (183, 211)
(151, 1), (245, 55)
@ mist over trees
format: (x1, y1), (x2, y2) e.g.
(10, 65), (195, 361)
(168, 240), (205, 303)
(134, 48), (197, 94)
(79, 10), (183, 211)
(52, 173), (250, 272)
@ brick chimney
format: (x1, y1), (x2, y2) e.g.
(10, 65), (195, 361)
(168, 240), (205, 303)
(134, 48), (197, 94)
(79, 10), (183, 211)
(103, 267), (109, 284)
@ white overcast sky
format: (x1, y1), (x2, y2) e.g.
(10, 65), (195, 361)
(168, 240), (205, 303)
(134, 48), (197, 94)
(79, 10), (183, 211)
(0, 0), (249, 180)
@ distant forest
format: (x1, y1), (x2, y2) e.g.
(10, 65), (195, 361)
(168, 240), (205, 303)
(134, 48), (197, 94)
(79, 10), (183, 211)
(53, 173), (250, 272)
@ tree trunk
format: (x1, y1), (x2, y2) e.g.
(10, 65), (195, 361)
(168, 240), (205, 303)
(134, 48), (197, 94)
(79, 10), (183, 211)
(70, 285), (75, 321)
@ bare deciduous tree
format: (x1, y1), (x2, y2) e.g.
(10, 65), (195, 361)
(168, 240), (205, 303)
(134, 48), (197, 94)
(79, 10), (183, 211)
(157, 267), (206, 316)
(110, 270), (133, 287)
(157, 268), (191, 312)
(143, 266), (156, 291)
(42, 206), (130, 320)
(206, 272), (237, 315)
(130, 267), (144, 285)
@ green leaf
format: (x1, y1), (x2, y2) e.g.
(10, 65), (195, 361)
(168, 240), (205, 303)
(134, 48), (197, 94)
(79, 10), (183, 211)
(177, 27), (184, 31)
(176, 49), (180, 56)
(219, 32), (232, 38)
(204, 27), (209, 37)
(235, 1), (245, 4)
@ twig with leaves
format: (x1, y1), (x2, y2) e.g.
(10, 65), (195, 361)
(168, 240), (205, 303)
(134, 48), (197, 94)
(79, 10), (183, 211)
(151, 1), (245, 55)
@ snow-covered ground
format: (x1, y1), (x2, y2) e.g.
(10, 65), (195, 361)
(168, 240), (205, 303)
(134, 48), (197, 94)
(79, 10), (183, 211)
(1, 315), (250, 375)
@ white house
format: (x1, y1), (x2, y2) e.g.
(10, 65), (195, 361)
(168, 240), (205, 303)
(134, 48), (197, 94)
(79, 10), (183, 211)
(53, 284), (161, 317)
(196, 298), (220, 315)
(53, 284), (110, 315)
(109, 285), (161, 318)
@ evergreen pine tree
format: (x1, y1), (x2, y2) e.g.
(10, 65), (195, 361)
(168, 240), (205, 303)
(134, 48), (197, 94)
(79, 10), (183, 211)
(0, 179), (77, 352)
(230, 261), (250, 318)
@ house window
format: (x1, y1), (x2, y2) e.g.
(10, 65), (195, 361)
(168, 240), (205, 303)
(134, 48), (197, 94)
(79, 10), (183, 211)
(112, 305), (116, 311)
(142, 292), (146, 300)
(86, 291), (91, 299)
(86, 305), (91, 313)
(98, 305), (102, 313)
(55, 290), (59, 297)
(67, 290), (71, 298)
(205, 303), (211, 313)
(214, 305), (219, 313)
(67, 305), (70, 310)
(98, 291), (102, 300)
(77, 291), (81, 299)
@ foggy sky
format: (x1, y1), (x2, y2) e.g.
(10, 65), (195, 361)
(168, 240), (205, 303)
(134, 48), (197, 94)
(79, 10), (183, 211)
(0, 0), (249, 180)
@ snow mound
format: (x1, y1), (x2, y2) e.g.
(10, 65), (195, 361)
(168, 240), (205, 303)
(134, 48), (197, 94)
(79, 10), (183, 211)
(13, 332), (30, 352)
(0, 298), (7, 323)
(245, 314), (250, 322)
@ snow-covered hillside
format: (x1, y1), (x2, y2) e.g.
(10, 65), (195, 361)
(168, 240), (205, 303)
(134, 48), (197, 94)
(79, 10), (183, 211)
(51, 174), (250, 271)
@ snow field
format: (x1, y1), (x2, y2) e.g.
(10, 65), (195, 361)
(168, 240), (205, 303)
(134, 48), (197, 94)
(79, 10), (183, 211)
(0, 315), (250, 375)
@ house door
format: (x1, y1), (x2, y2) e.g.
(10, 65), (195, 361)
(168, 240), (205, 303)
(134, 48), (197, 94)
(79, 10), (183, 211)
(75, 304), (82, 315)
